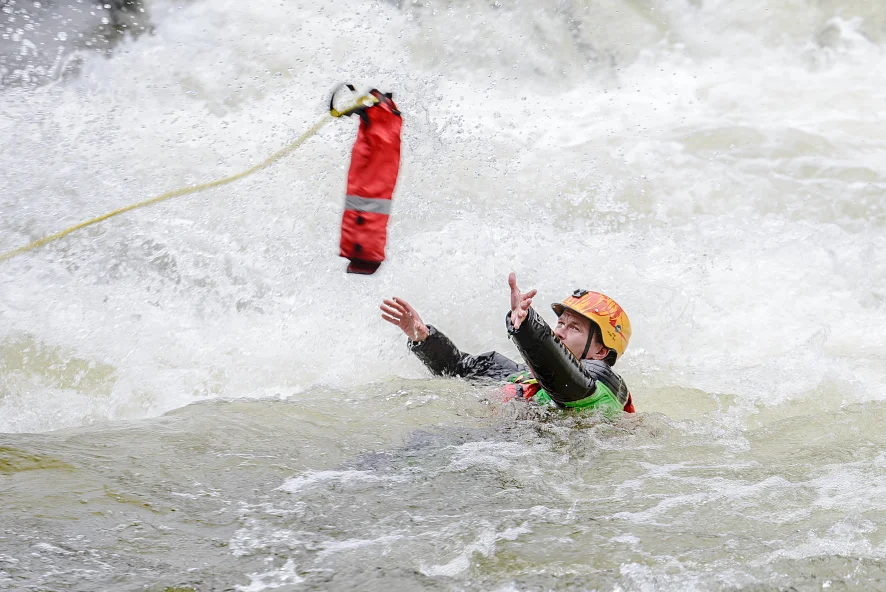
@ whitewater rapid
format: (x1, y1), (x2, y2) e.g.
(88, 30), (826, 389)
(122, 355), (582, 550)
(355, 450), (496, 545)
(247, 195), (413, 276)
(2, 0), (886, 590)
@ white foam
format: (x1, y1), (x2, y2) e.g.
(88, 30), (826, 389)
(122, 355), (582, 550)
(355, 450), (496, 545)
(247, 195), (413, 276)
(235, 558), (303, 592)
(279, 469), (383, 494)
(419, 521), (531, 577)
(1, 0), (885, 438)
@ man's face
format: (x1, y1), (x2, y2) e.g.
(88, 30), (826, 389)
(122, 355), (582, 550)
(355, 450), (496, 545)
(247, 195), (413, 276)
(553, 309), (607, 361)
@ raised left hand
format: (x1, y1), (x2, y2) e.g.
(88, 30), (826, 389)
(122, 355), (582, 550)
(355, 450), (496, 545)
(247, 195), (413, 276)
(509, 272), (537, 331)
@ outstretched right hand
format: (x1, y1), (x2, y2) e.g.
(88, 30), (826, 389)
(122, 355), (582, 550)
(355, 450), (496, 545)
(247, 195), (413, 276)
(380, 297), (430, 342)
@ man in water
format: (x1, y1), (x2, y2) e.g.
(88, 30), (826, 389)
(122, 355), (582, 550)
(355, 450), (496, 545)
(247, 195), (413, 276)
(380, 273), (634, 414)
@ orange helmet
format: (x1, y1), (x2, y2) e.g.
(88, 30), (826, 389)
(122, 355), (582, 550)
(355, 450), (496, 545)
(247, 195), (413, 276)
(552, 289), (632, 359)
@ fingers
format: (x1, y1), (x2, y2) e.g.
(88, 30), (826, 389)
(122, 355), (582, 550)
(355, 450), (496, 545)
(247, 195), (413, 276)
(382, 298), (406, 310)
(509, 273), (537, 303)
(380, 306), (402, 322)
(381, 313), (401, 326)
(382, 298), (409, 317)
(393, 297), (417, 317)
(394, 297), (422, 324)
(519, 289), (537, 304)
(511, 309), (525, 330)
(382, 297), (421, 333)
(381, 299), (409, 327)
(517, 289), (536, 311)
(508, 272), (520, 310)
(508, 273), (521, 300)
(380, 301), (404, 316)
(381, 297), (428, 341)
(384, 297), (415, 317)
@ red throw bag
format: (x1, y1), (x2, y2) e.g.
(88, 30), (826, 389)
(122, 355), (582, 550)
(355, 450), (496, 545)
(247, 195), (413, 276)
(339, 90), (402, 274)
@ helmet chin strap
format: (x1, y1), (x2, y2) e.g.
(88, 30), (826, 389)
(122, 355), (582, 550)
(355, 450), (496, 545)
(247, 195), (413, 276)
(580, 331), (594, 360)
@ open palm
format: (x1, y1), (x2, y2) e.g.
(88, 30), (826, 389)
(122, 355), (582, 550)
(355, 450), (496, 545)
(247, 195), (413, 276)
(380, 297), (430, 342)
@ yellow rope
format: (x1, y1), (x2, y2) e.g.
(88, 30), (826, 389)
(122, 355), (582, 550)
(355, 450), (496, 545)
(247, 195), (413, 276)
(0, 94), (376, 264)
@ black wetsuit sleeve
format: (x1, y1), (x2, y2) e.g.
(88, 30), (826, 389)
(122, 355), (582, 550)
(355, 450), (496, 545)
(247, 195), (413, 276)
(505, 308), (599, 405)
(408, 325), (525, 381)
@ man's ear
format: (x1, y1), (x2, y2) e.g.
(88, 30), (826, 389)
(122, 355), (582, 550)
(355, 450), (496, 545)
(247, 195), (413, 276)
(587, 344), (609, 361)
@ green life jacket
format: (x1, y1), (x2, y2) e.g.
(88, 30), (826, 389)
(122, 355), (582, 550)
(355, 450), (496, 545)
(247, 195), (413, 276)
(505, 371), (623, 415)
